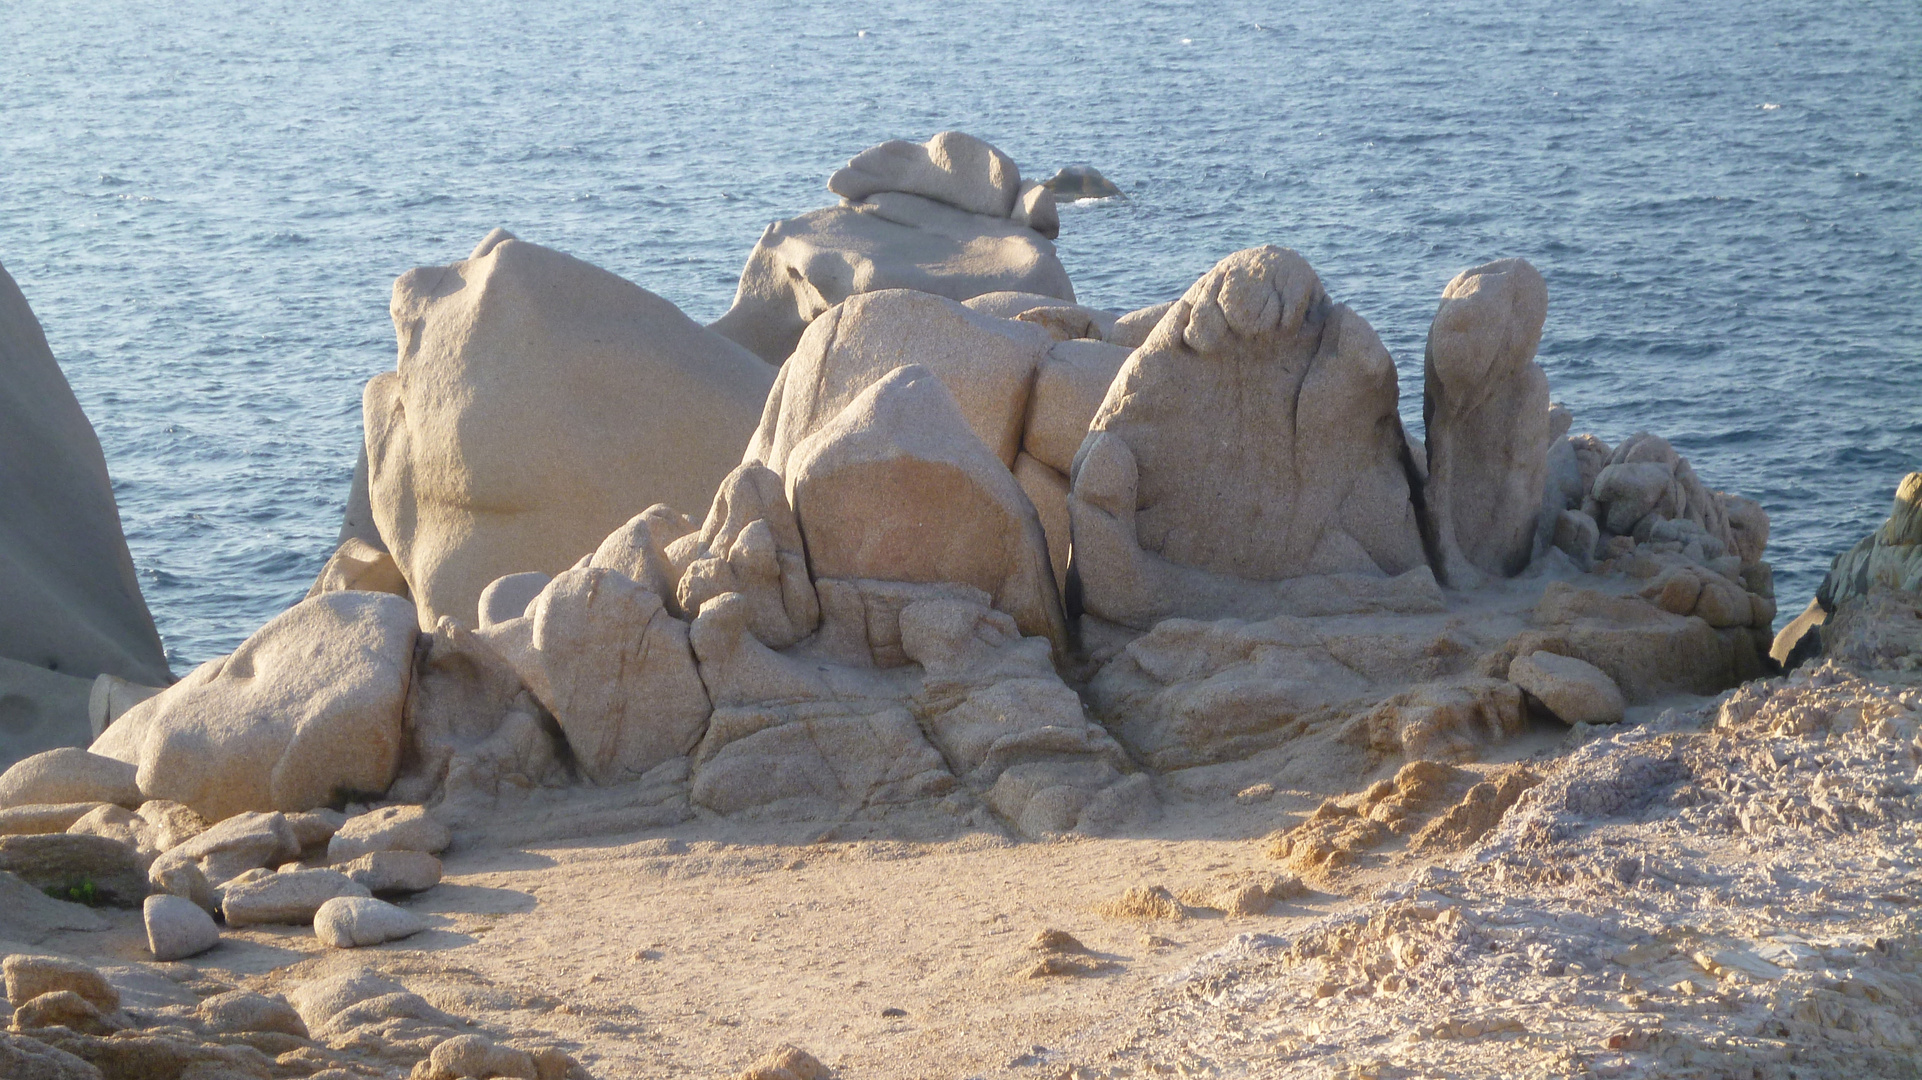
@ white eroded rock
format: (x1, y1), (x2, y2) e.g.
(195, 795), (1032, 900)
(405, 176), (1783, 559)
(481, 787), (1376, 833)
(367, 231), (775, 629)
(89, 591), (416, 821)
(304, 537), (409, 601)
(327, 805), (451, 862)
(786, 366), (1067, 656)
(479, 568), (711, 785)
(221, 868), (369, 926)
(313, 895), (425, 948)
(710, 135), (1074, 365)
(476, 572), (551, 629)
(1069, 246), (1431, 630)
(590, 505), (695, 606)
(143, 893), (220, 961)
(389, 618), (566, 817)
(0, 749), (140, 810)
(827, 131), (1022, 217)
(673, 465), (819, 649)
(1421, 258), (1551, 585)
(746, 289), (1053, 473)
(1507, 651), (1626, 726)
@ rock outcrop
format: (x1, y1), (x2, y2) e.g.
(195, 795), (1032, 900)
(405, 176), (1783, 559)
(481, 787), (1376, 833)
(478, 568), (709, 786)
(0, 259), (169, 767)
(1818, 471), (1922, 610)
(688, 584), (1149, 835)
(709, 133), (1074, 364)
(785, 366), (1067, 654)
(1421, 258), (1551, 586)
(365, 230), (775, 630)
(746, 289), (1054, 472)
(89, 592), (417, 821)
(672, 465), (819, 649)
(1775, 471), (1922, 668)
(1069, 246), (1435, 630)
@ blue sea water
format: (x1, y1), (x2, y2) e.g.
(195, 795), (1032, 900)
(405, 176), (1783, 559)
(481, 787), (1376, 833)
(2, 0), (1917, 671)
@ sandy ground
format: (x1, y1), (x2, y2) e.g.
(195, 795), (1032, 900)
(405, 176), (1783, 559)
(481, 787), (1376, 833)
(3, 718), (1599, 1080)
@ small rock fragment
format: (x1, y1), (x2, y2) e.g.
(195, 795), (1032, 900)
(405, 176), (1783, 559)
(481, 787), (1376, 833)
(1096, 885), (1186, 921)
(314, 896), (426, 948)
(0, 750), (141, 810)
(221, 869), (369, 926)
(2, 955), (119, 1012)
(196, 990), (308, 1037)
(165, 810), (299, 885)
(143, 894), (220, 961)
(0, 834), (148, 907)
(1507, 651), (1626, 726)
(739, 1044), (828, 1080)
(10, 989), (120, 1035)
(1029, 929), (1087, 954)
(286, 810), (346, 853)
(338, 850), (442, 895)
(427, 1033), (535, 1079)
(327, 806), (451, 862)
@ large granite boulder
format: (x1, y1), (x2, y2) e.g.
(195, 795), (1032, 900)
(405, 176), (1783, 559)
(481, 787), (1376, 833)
(1422, 258), (1551, 586)
(745, 289), (1054, 472)
(785, 366), (1066, 655)
(0, 259), (169, 762)
(826, 131), (1022, 218)
(1068, 246), (1435, 629)
(89, 592), (417, 821)
(709, 133), (1073, 365)
(365, 230), (776, 630)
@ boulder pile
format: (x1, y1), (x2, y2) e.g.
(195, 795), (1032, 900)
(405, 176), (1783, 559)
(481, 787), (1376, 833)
(3, 131), (1794, 850)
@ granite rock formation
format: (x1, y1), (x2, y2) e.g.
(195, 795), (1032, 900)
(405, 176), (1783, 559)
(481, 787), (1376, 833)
(365, 230), (775, 631)
(709, 132), (1074, 364)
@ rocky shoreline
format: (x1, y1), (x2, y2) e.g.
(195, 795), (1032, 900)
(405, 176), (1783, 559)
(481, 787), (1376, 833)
(0, 131), (1914, 1079)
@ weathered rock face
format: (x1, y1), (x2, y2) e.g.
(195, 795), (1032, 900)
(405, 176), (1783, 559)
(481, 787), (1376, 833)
(688, 585), (1151, 835)
(1069, 246), (1432, 630)
(674, 465), (819, 649)
(1819, 471), (1922, 611)
(304, 537), (409, 601)
(366, 230), (776, 630)
(479, 567), (710, 786)
(1022, 338), (1131, 476)
(89, 592), (417, 821)
(0, 259), (169, 717)
(710, 134), (1073, 365)
(1422, 258), (1552, 586)
(388, 617), (565, 813)
(1089, 575), (1752, 773)
(746, 289), (1054, 473)
(785, 366), (1066, 654)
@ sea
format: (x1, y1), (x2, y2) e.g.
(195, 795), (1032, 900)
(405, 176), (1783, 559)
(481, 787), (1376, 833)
(2, 0), (1917, 671)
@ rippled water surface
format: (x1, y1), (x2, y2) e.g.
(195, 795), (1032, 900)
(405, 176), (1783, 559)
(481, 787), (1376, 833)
(3, 0), (1918, 669)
